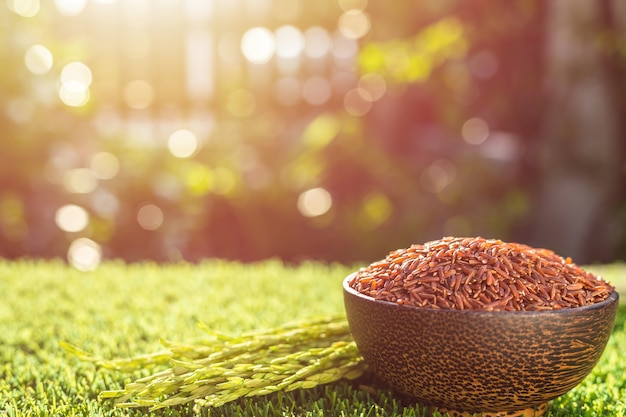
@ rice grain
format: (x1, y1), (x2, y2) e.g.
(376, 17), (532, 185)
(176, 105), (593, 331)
(349, 237), (615, 311)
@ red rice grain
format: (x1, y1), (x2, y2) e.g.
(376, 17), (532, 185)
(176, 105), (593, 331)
(349, 236), (615, 311)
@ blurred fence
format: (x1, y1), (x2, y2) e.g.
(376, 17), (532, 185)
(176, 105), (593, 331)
(1, 0), (625, 268)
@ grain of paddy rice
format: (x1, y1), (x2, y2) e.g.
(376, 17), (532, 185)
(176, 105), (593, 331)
(62, 317), (367, 410)
(349, 236), (615, 311)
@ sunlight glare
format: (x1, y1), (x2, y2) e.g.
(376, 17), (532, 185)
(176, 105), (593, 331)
(137, 203), (164, 230)
(55, 204), (89, 233)
(297, 187), (332, 217)
(54, 0), (87, 16)
(168, 129), (199, 158)
(241, 27), (275, 64)
(68, 238), (102, 271)
(24, 45), (53, 75)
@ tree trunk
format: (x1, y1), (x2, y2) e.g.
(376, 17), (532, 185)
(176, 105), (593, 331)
(530, 0), (624, 263)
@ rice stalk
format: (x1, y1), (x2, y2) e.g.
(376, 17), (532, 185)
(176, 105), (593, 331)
(61, 316), (367, 410)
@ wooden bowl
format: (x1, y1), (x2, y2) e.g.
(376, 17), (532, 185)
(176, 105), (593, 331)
(343, 273), (619, 417)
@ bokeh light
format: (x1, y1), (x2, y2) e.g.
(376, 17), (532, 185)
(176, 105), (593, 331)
(469, 50), (499, 80)
(8, 0), (40, 17)
(184, 0), (213, 21)
(90, 152), (120, 180)
(462, 117), (489, 145)
(90, 189), (120, 218)
(0, 195), (28, 242)
(63, 168), (98, 194)
(123, 0), (150, 27)
(137, 204), (164, 231)
(212, 167), (238, 195)
(61, 62), (93, 86)
(343, 88), (372, 116)
(241, 27), (275, 64)
(480, 132), (522, 161)
(58, 82), (90, 107)
(217, 33), (241, 64)
(338, 0), (367, 11)
(273, 0), (301, 20)
(54, 0), (87, 16)
(338, 9), (371, 40)
(443, 215), (472, 237)
(24, 45), (54, 75)
(6, 98), (35, 124)
(304, 27), (332, 59)
(226, 89), (256, 117)
(68, 238), (101, 271)
(331, 32), (358, 62)
(358, 73), (386, 101)
(180, 161), (213, 195)
(168, 129), (199, 158)
(122, 29), (151, 59)
(275, 26), (305, 59)
(358, 192), (392, 230)
(123, 80), (155, 109)
(420, 159), (457, 194)
(302, 76), (332, 106)
(55, 204), (89, 233)
(5, 0), (612, 267)
(185, 30), (215, 102)
(273, 77), (301, 106)
(297, 187), (332, 217)
(59, 62), (92, 107)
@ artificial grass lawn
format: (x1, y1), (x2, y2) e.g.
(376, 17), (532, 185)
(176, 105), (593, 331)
(1, 259), (625, 417)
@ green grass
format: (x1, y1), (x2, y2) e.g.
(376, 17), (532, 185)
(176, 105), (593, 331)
(0, 259), (624, 417)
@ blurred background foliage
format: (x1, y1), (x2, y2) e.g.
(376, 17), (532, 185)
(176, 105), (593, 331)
(1, 0), (625, 269)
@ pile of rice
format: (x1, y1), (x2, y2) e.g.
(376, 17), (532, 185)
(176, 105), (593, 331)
(349, 236), (614, 311)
